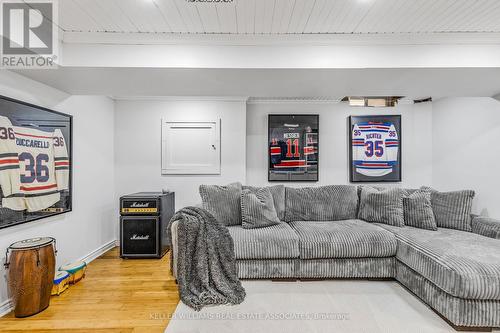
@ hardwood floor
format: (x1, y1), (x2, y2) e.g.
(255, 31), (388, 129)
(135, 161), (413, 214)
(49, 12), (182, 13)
(0, 247), (179, 333)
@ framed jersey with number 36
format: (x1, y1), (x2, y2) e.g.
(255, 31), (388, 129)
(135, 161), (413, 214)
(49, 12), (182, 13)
(349, 115), (401, 183)
(0, 95), (72, 230)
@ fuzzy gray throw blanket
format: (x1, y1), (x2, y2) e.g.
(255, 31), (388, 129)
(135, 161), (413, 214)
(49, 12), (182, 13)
(167, 206), (246, 311)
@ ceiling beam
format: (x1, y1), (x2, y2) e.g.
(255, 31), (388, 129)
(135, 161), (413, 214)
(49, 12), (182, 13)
(14, 67), (500, 99)
(60, 42), (500, 69)
(62, 31), (500, 46)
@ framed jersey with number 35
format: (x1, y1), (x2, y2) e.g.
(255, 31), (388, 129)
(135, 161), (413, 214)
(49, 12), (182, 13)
(349, 115), (401, 183)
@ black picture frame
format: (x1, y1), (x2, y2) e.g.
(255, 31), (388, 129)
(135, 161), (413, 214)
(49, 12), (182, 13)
(349, 115), (401, 183)
(268, 114), (319, 182)
(0, 95), (73, 230)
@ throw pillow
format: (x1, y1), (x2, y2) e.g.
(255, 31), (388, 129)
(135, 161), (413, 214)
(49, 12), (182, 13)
(241, 188), (280, 229)
(199, 182), (242, 226)
(242, 185), (285, 221)
(358, 187), (405, 227)
(284, 185), (358, 222)
(421, 186), (475, 232)
(403, 190), (437, 230)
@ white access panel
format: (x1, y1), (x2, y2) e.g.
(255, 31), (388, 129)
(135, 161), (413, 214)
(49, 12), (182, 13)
(161, 120), (221, 175)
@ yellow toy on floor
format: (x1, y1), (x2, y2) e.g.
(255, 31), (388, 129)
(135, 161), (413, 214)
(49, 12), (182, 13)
(51, 271), (70, 296)
(60, 261), (87, 284)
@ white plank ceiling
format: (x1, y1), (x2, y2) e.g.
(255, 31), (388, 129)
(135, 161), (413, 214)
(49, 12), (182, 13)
(59, 0), (500, 34)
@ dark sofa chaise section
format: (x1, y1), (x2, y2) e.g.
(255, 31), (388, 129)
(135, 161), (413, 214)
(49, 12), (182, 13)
(171, 184), (500, 330)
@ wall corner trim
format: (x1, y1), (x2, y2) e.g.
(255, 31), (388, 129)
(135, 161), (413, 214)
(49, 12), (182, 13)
(111, 96), (249, 102)
(0, 239), (118, 318)
(247, 97), (342, 104)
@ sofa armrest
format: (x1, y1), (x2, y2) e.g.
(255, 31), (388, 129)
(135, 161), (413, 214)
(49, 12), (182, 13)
(472, 216), (500, 240)
(171, 220), (179, 279)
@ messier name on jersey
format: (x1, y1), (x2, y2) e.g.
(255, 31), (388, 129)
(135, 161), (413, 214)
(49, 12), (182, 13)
(283, 132), (299, 139)
(16, 138), (50, 149)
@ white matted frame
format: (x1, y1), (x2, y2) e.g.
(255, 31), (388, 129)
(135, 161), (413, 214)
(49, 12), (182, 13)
(161, 119), (221, 175)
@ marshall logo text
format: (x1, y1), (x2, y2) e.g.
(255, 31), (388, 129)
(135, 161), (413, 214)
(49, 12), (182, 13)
(130, 202), (150, 208)
(130, 234), (150, 241)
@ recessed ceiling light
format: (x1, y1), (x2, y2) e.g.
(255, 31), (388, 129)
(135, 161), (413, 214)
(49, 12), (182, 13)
(348, 97), (366, 107)
(343, 96), (403, 107)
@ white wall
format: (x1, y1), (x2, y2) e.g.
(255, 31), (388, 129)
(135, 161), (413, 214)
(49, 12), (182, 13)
(114, 98), (247, 209)
(246, 101), (433, 188)
(433, 97), (500, 217)
(0, 71), (116, 305)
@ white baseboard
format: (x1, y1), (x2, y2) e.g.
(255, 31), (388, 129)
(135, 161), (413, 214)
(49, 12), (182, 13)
(0, 299), (12, 317)
(78, 239), (118, 264)
(0, 239), (119, 318)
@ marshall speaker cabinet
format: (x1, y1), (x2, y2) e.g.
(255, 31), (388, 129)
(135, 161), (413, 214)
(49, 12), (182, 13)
(119, 192), (175, 259)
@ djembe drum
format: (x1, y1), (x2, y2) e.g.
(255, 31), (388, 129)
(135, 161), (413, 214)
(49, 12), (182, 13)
(60, 261), (86, 284)
(4, 237), (56, 317)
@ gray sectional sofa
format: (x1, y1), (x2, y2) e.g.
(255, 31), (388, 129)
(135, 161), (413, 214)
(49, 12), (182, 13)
(171, 184), (500, 331)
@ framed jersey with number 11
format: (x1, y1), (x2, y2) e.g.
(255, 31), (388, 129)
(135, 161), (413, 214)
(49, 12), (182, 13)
(349, 115), (401, 183)
(268, 114), (319, 182)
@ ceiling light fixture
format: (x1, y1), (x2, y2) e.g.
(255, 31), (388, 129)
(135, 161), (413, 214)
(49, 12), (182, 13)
(347, 97), (366, 107)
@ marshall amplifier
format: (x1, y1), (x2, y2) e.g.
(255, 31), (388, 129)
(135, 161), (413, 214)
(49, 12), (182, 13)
(119, 192), (175, 259)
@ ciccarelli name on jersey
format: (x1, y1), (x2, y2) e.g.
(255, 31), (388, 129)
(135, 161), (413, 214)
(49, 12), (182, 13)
(16, 137), (50, 149)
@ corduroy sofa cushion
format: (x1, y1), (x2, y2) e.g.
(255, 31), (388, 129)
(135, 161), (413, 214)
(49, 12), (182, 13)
(422, 187), (475, 232)
(284, 185), (358, 222)
(376, 223), (500, 300)
(228, 223), (299, 260)
(289, 219), (397, 259)
(403, 190), (437, 231)
(241, 188), (280, 229)
(243, 185), (285, 221)
(199, 182), (242, 226)
(358, 187), (405, 227)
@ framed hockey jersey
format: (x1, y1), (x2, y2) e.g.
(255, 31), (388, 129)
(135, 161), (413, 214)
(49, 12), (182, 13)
(0, 95), (72, 230)
(349, 115), (401, 183)
(268, 114), (318, 182)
